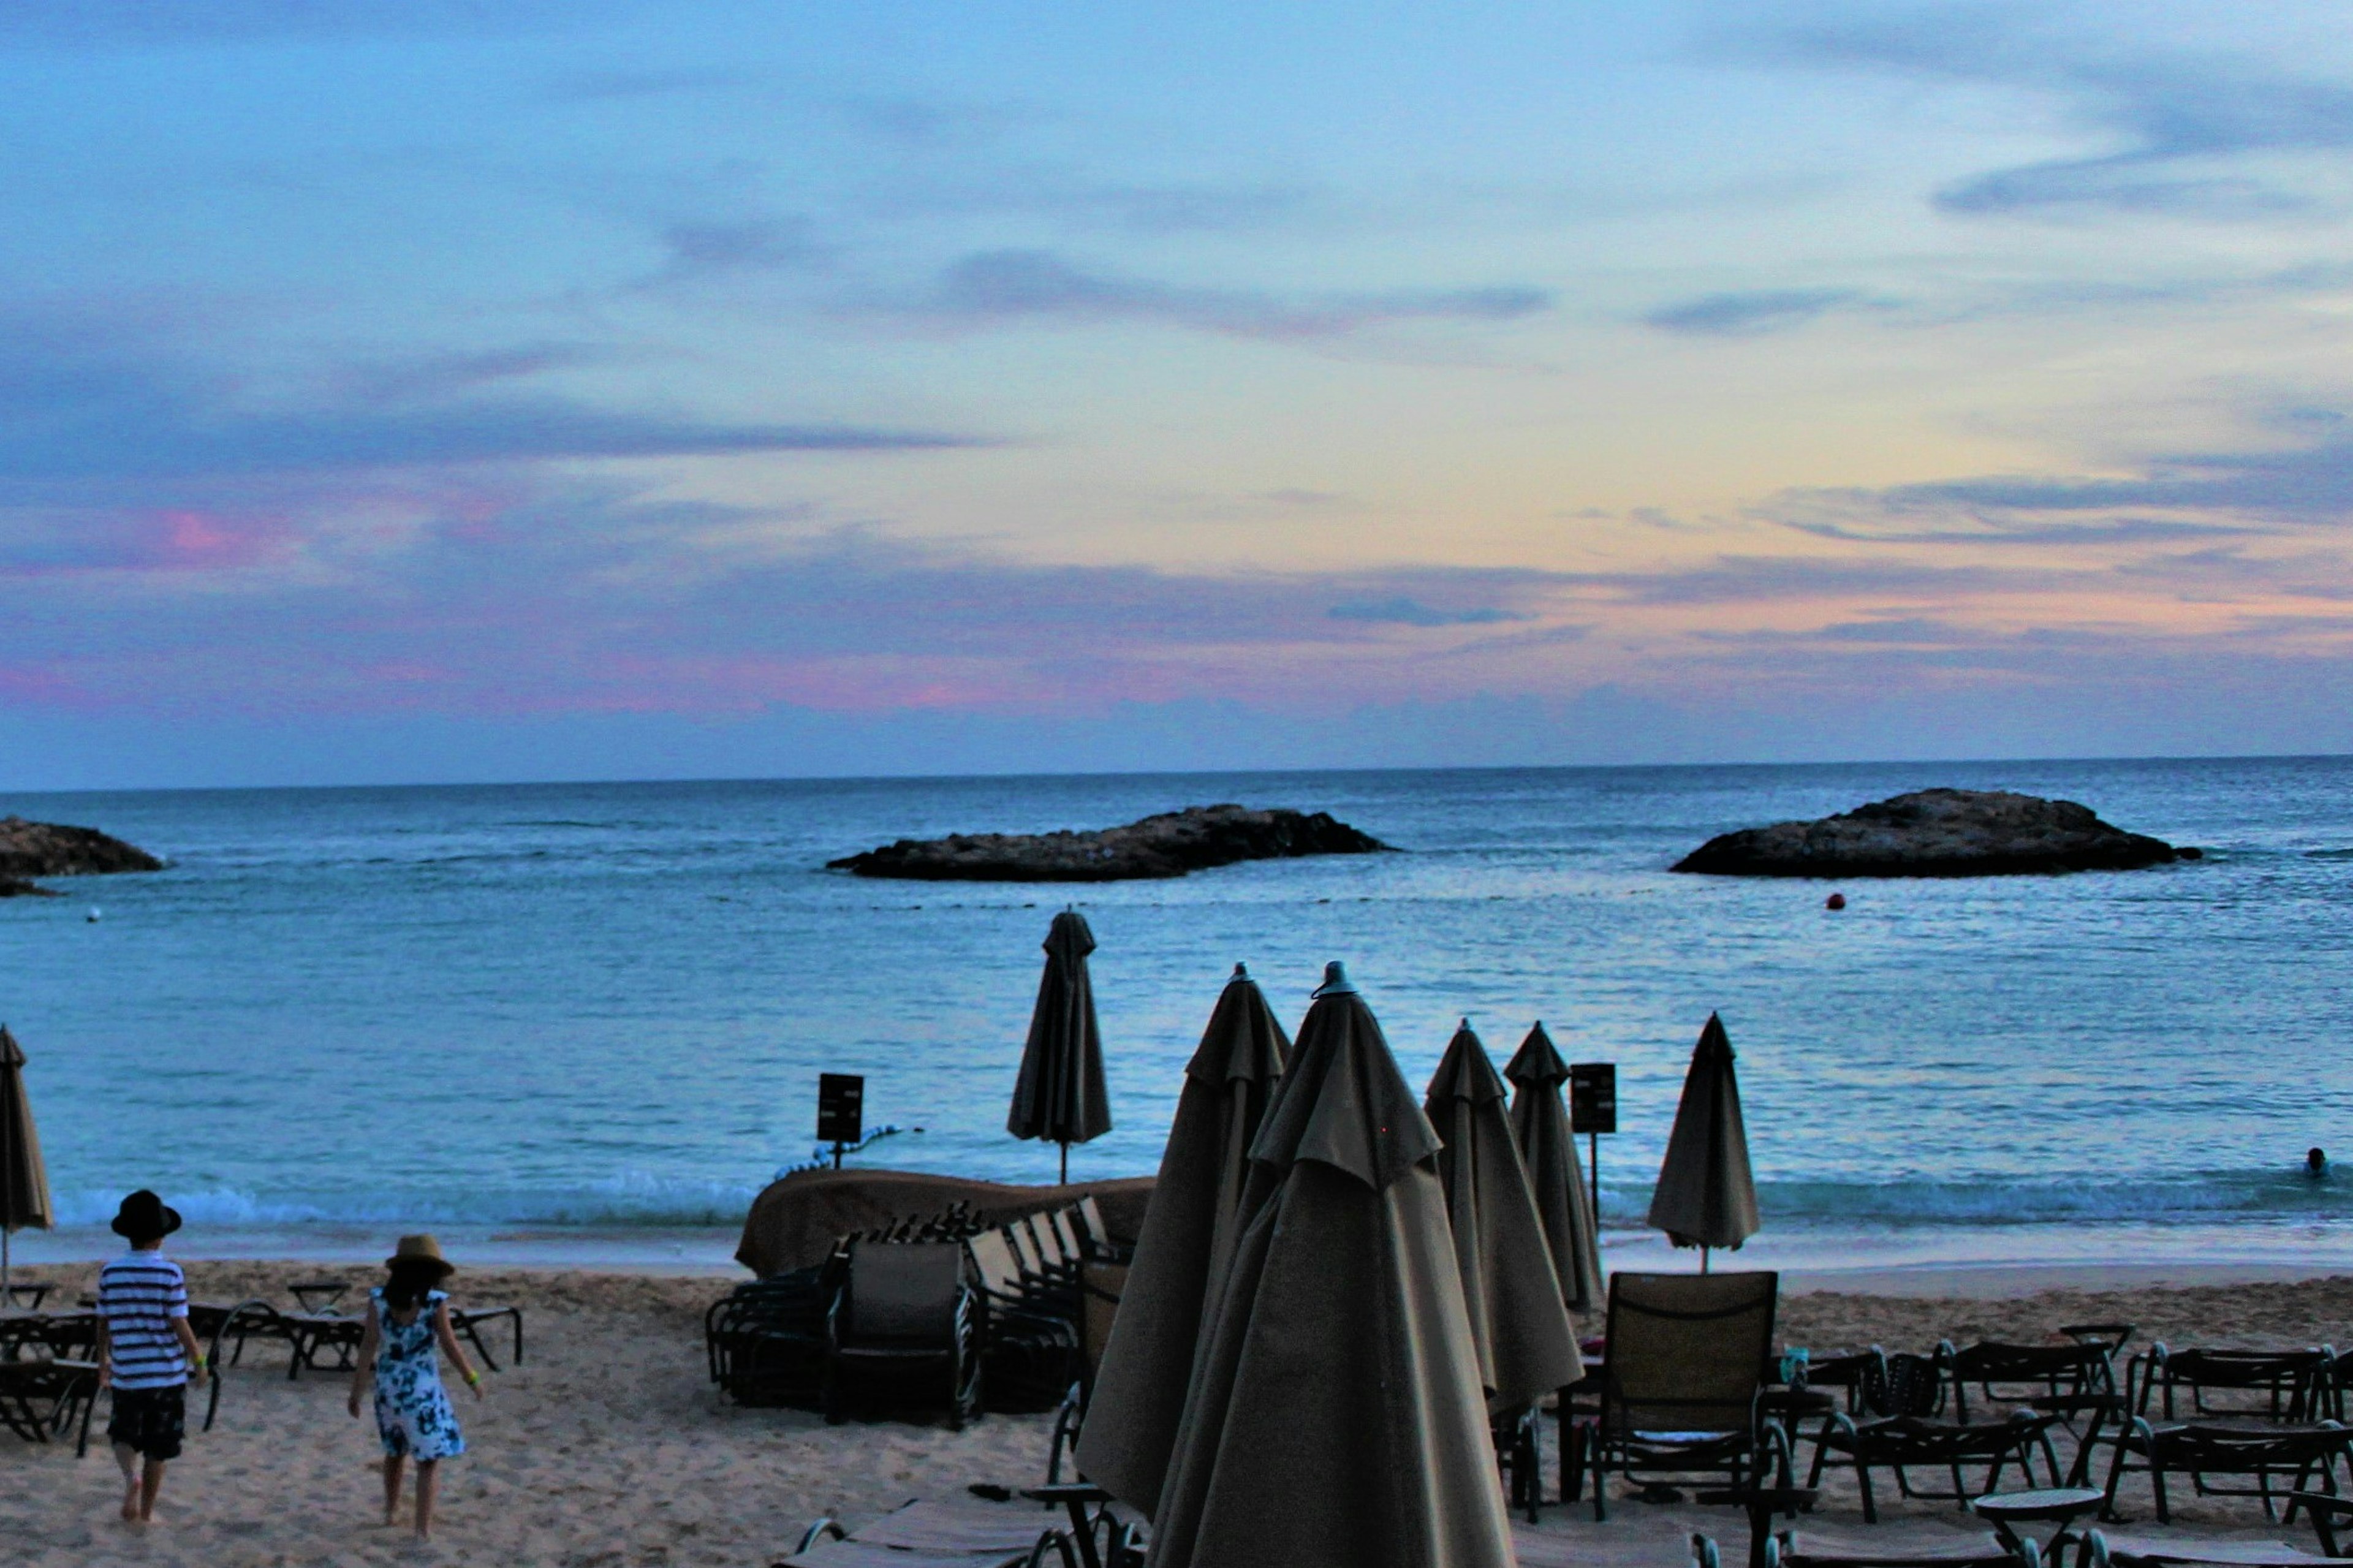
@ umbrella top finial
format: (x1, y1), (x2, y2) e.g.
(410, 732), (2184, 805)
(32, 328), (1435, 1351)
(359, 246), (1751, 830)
(1311, 960), (1357, 998)
(1231, 961), (1248, 979)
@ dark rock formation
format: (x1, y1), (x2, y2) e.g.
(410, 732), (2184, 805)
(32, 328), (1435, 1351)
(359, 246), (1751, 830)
(1672, 788), (2185, 878)
(0, 816), (164, 884)
(829, 803), (1393, 882)
(0, 876), (58, 898)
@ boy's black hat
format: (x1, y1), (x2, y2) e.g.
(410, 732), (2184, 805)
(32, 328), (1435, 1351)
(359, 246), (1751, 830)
(110, 1189), (183, 1240)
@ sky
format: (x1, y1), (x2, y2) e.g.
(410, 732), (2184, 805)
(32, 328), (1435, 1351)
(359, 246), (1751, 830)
(7, 1), (2353, 788)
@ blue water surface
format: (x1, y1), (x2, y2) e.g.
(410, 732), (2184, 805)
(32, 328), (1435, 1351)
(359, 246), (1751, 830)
(3, 757), (2349, 1265)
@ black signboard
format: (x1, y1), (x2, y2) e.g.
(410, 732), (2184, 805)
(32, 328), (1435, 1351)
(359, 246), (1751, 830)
(1570, 1062), (1617, 1135)
(817, 1072), (865, 1147)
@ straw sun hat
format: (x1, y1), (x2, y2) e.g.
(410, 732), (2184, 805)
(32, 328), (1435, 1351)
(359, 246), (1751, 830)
(385, 1233), (455, 1278)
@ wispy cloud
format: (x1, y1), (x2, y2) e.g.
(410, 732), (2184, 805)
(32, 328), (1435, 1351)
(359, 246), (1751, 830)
(906, 249), (1552, 341)
(0, 303), (976, 487)
(1644, 287), (1875, 335)
(1725, 3), (2353, 218)
(643, 218), (832, 286)
(1764, 420), (2353, 542)
(1327, 597), (1530, 627)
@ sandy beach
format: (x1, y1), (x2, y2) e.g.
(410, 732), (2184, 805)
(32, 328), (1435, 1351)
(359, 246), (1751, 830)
(7, 1262), (2353, 1567)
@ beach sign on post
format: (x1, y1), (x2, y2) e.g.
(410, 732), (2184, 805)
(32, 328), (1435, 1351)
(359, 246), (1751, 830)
(1571, 1062), (1616, 1238)
(817, 1073), (864, 1169)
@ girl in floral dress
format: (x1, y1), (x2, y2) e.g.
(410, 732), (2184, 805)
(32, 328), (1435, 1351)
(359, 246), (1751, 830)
(347, 1235), (487, 1540)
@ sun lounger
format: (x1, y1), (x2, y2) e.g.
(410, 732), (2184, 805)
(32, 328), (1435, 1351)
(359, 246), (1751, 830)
(708, 1265), (835, 1410)
(966, 1230), (1080, 1416)
(2102, 1420), (2353, 1524)
(0, 1357), (99, 1455)
(2131, 1349), (2335, 1426)
(449, 1304), (523, 1371)
(2083, 1526), (2347, 1568)
(1739, 1526), (2036, 1568)
(282, 1311), (367, 1379)
(0, 1309), (98, 1362)
(778, 1494), (1085, 1568)
(825, 1240), (982, 1428)
(1810, 1412), (2068, 1522)
(1947, 1342), (2125, 1485)
(1584, 1270), (1790, 1521)
(189, 1298), (297, 1373)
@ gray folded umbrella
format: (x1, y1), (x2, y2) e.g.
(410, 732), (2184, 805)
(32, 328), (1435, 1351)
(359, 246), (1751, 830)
(1425, 1020), (1583, 1409)
(1, 1024), (53, 1304)
(1007, 909), (1113, 1182)
(1502, 1021), (1604, 1315)
(1078, 963), (1289, 1516)
(1147, 963), (1514, 1568)
(1645, 1012), (1760, 1268)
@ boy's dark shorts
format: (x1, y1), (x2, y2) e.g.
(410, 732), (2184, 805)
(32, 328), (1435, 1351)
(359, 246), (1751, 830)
(108, 1385), (186, 1461)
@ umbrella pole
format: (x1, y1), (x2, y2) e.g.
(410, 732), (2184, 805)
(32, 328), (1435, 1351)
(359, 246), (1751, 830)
(1059, 1142), (1069, 1186)
(1701, 1244), (1711, 1274)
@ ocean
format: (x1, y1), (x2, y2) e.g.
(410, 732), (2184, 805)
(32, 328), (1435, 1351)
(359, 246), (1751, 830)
(4, 756), (2350, 1276)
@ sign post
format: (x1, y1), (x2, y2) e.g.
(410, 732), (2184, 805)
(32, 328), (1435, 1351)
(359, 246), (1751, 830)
(816, 1073), (865, 1169)
(1569, 1062), (1617, 1239)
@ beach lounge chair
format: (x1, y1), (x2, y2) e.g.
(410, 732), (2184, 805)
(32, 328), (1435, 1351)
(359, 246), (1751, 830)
(780, 1494), (1071, 1567)
(449, 1303), (524, 1371)
(708, 1264), (835, 1409)
(825, 1240), (982, 1428)
(2082, 1526), (2346, 1568)
(1070, 1196), (1133, 1266)
(2132, 1349), (2335, 1426)
(2101, 1420), (2353, 1524)
(0, 1309), (97, 1362)
(966, 1230), (1080, 1414)
(1708, 1527), (2035, 1568)
(283, 1311), (366, 1379)
(1948, 1341), (2126, 1483)
(1807, 1411), (2067, 1522)
(1585, 1270), (1790, 1521)
(0, 1357), (98, 1454)
(189, 1298), (296, 1373)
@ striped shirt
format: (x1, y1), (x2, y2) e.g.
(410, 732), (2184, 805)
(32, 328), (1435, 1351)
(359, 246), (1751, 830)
(97, 1252), (190, 1390)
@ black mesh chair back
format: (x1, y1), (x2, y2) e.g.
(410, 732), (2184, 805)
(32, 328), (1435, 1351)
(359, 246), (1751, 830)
(1606, 1271), (1779, 1437)
(843, 1241), (964, 1344)
(1862, 1352), (1948, 1419)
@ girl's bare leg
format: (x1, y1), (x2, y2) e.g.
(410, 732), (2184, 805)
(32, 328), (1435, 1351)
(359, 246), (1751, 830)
(381, 1455), (404, 1526)
(414, 1459), (439, 1540)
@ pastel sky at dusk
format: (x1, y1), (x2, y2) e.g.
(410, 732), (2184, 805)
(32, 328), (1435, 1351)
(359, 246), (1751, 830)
(7, 1), (2353, 787)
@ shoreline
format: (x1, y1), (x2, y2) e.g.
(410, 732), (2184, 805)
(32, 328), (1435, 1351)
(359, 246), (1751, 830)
(18, 1215), (2353, 1282)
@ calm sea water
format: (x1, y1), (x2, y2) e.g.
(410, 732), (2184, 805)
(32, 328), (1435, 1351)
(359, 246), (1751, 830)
(5, 758), (2351, 1271)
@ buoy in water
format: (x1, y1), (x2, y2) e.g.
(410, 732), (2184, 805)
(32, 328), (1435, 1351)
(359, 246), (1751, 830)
(1825, 893), (1847, 911)
(86, 908), (101, 922)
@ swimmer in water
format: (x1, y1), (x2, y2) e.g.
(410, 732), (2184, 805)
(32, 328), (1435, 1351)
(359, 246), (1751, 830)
(2309, 1148), (2328, 1178)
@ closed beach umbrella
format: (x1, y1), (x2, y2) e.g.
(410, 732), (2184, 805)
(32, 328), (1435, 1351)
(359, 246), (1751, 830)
(1504, 1021), (1604, 1314)
(1424, 1020), (1583, 1408)
(1148, 964), (1512, 1568)
(1078, 963), (1289, 1516)
(1645, 1012), (1759, 1269)
(1007, 908), (1113, 1183)
(0, 1024), (53, 1303)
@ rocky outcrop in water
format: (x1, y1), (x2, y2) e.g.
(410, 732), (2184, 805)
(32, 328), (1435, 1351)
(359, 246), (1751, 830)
(0, 816), (164, 895)
(1672, 788), (2190, 878)
(829, 803), (1393, 882)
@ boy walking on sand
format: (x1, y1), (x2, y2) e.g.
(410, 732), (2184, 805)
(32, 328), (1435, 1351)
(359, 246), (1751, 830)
(96, 1189), (207, 1524)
